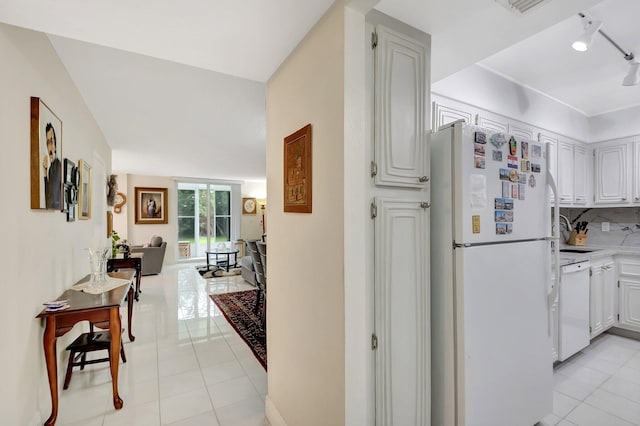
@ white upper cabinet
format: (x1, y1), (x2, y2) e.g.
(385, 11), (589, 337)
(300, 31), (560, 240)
(509, 124), (534, 141)
(477, 115), (508, 133)
(558, 141), (574, 204)
(594, 143), (629, 204)
(373, 25), (429, 189)
(432, 102), (472, 129)
(539, 133), (558, 203)
(633, 142), (640, 203)
(573, 144), (588, 205)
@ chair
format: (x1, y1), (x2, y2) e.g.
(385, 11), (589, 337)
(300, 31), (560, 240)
(63, 323), (126, 390)
(256, 241), (267, 278)
(130, 235), (167, 275)
(245, 239), (266, 326)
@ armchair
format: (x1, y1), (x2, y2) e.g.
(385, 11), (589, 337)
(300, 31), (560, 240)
(130, 235), (167, 275)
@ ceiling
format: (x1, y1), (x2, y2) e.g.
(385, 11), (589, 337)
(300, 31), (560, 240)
(1, 0), (630, 180)
(478, 0), (640, 116)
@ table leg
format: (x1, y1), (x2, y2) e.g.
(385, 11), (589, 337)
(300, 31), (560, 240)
(127, 285), (135, 342)
(43, 318), (58, 426)
(206, 252), (211, 271)
(109, 308), (124, 410)
(135, 265), (141, 301)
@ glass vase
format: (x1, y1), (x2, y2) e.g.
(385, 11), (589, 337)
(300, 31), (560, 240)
(88, 247), (109, 289)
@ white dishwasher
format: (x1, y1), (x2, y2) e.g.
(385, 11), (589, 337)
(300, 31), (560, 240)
(558, 260), (591, 361)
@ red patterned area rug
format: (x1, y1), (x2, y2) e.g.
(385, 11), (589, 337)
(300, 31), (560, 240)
(209, 290), (266, 370)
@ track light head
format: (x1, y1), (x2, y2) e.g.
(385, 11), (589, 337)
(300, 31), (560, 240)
(572, 17), (602, 51)
(623, 61), (640, 86)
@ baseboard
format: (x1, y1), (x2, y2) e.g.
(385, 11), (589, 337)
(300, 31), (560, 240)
(265, 394), (288, 426)
(607, 327), (640, 341)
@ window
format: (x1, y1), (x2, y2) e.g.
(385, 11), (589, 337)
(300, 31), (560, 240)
(176, 181), (240, 259)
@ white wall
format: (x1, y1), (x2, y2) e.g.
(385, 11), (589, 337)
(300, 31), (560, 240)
(125, 174), (177, 264)
(0, 22), (111, 424)
(344, 4), (374, 426)
(265, 1), (346, 424)
(432, 64), (591, 142)
(589, 104), (640, 143)
(241, 181), (267, 241)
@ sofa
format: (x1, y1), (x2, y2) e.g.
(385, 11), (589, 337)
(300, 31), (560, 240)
(239, 255), (256, 286)
(130, 235), (167, 275)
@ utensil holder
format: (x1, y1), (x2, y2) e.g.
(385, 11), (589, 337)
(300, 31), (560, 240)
(567, 230), (587, 246)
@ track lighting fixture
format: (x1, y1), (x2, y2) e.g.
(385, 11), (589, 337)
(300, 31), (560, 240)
(572, 16), (601, 51)
(572, 12), (639, 86)
(623, 61), (640, 86)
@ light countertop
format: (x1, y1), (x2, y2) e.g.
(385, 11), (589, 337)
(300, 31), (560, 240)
(557, 245), (640, 266)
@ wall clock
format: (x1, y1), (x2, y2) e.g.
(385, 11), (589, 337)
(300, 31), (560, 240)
(242, 197), (257, 215)
(113, 192), (127, 214)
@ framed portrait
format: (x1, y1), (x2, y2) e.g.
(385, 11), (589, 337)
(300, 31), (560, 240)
(78, 159), (92, 220)
(242, 197), (257, 215)
(283, 124), (312, 213)
(30, 97), (63, 210)
(135, 187), (168, 224)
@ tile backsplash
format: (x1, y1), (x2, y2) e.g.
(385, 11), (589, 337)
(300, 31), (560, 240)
(561, 207), (640, 248)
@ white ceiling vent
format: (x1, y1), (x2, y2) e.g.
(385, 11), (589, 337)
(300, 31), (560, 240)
(495, 0), (550, 14)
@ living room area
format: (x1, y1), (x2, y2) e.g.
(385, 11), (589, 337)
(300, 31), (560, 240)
(4, 0), (353, 424)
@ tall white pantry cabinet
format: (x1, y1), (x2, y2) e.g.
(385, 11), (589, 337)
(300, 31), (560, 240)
(366, 11), (431, 426)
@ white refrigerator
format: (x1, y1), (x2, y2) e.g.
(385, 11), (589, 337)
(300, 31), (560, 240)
(431, 120), (553, 426)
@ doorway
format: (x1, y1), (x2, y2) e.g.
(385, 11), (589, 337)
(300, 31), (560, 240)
(177, 182), (234, 259)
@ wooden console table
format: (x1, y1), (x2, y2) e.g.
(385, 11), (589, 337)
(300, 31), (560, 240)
(108, 253), (143, 301)
(36, 271), (135, 426)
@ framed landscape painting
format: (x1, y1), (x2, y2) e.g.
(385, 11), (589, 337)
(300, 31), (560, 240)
(30, 97), (63, 210)
(135, 187), (168, 224)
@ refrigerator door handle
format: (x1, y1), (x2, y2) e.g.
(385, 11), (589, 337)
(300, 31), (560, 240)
(546, 146), (561, 336)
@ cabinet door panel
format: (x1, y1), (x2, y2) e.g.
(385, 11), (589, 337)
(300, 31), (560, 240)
(595, 144), (628, 204)
(509, 124), (534, 141)
(374, 198), (429, 426)
(619, 279), (640, 331)
(477, 115), (508, 133)
(590, 266), (604, 338)
(432, 102), (472, 129)
(574, 145), (588, 205)
(374, 25), (428, 188)
(558, 141), (574, 204)
(634, 142), (640, 203)
(539, 134), (558, 204)
(603, 264), (616, 329)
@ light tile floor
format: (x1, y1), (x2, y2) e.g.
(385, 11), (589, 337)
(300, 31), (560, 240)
(54, 263), (640, 426)
(55, 264), (269, 426)
(539, 333), (640, 426)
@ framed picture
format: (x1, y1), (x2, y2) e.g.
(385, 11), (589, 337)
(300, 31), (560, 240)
(78, 159), (92, 220)
(106, 211), (113, 238)
(30, 97), (63, 210)
(242, 197), (257, 215)
(135, 187), (168, 224)
(284, 124), (312, 213)
(63, 158), (78, 222)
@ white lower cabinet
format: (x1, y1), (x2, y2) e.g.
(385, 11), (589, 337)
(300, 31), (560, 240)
(589, 258), (615, 338)
(551, 276), (559, 362)
(618, 257), (640, 332)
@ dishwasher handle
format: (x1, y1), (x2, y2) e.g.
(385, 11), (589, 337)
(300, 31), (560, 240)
(561, 261), (590, 275)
